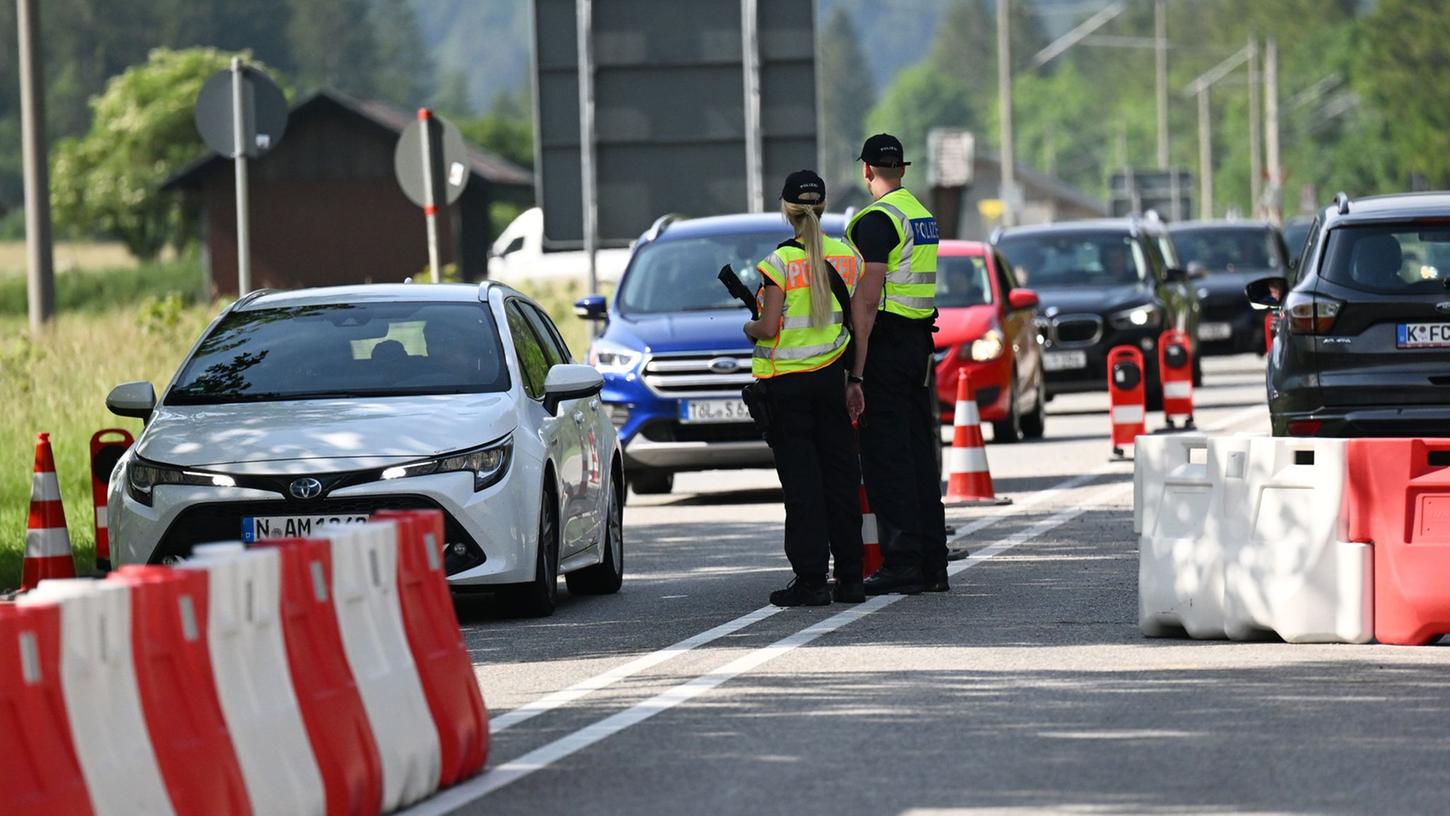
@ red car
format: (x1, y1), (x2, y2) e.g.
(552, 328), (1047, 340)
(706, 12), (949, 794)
(932, 240), (1047, 442)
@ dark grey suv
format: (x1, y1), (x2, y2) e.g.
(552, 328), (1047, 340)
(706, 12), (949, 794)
(994, 216), (1202, 406)
(1169, 220), (1291, 356)
(1249, 192), (1450, 436)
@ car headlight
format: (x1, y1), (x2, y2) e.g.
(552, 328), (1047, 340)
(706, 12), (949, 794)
(126, 458), (235, 507)
(963, 329), (1005, 362)
(380, 436), (512, 492)
(1109, 304), (1163, 330)
(588, 339), (642, 373)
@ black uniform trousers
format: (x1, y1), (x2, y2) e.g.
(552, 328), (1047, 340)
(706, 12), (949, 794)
(859, 314), (948, 574)
(766, 358), (864, 587)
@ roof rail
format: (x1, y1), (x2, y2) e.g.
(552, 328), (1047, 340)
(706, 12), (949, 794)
(476, 280), (495, 302)
(645, 213), (685, 242)
(229, 289), (275, 312)
(1334, 191), (1352, 215)
(989, 226), (1005, 244)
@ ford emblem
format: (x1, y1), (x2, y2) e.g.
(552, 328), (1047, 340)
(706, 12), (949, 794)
(1436, 302), (1450, 314)
(708, 357), (740, 374)
(289, 477), (323, 500)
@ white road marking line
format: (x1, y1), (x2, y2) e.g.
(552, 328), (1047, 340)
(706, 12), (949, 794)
(482, 401), (1266, 738)
(405, 481), (1132, 812)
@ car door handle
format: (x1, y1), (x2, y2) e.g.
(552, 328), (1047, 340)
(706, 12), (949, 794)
(589, 399), (600, 410)
(573, 411), (585, 424)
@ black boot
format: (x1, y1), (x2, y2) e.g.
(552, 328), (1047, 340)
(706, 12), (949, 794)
(923, 566), (950, 593)
(770, 578), (831, 607)
(832, 579), (865, 604)
(863, 564), (924, 596)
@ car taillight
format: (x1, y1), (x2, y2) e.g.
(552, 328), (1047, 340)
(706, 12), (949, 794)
(1284, 292), (1342, 334)
(1287, 419), (1323, 436)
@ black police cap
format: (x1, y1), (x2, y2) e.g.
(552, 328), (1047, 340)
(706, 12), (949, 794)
(780, 169), (826, 204)
(858, 133), (911, 167)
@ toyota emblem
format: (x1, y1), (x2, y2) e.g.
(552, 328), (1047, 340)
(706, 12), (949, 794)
(708, 357), (740, 374)
(288, 477), (323, 500)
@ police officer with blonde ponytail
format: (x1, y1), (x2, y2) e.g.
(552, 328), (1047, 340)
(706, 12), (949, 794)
(744, 170), (866, 606)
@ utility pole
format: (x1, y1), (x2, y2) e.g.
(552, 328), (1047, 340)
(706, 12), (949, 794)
(1154, 0), (1168, 169)
(1265, 37), (1282, 223)
(1197, 89), (1212, 218)
(741, 0), (763, 213)
(997, 0), (1016, 227)
(17, 0), (54, 332)
(1247, 38), (1262, 218)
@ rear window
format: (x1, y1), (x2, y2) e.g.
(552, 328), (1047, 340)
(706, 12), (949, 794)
(1171, 227), (1281, 272)
(995, 231), (1147, 288)
(935, 255), (993, 308)
(168, 301), (509, 405)
(1319, 225), (1450, 294)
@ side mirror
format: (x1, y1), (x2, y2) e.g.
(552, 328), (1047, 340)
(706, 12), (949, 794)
(574, 295), (608, 320)
(1245, 276), (1288, 311)
(1007, 288), (1039, 312)
(1187, 261), (1209, 280)
(1164, 266), (1190, 283)
(107, 381), (157, 421)
(543, 364), (604, 415)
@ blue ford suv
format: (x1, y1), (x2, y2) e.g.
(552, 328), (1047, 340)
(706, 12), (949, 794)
(575, 212), (848, 495)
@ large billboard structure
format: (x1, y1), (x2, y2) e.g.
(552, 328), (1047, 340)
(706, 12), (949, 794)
(532, 0), (818, 252)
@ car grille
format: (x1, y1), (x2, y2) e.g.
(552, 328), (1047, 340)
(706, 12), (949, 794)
(1052, 315), (1104, 346)
(642, 350), (754, 397)
(639, 419), (761, 444)
(153, 495), (486, 576)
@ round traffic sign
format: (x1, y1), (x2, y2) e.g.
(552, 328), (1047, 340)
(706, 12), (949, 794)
(194, 65), (289, 158)
(394, 113), (470, 208)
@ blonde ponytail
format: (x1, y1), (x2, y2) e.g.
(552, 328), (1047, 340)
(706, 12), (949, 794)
(783, 201), (831, 329)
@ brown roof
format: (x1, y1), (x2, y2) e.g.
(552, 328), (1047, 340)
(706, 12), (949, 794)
(164, 89), (533, 190)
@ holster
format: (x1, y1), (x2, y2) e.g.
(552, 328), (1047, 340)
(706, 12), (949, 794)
(741, 379), (773, 443)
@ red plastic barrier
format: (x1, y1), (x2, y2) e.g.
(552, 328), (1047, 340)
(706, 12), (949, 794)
(1107, 345), (1148, 459)
(373, 510), (489, 786)
(255, 537), (383, 816)
(1346, 438), (1450, 645)
(0, 602), (94, 816)
(109, 566), (251, 815)
(1157, 329), (1195, 428)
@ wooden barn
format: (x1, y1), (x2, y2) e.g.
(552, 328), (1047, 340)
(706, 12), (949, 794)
(164, 91), (533, 296)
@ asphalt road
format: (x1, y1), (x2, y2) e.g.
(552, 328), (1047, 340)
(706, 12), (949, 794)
(414, 355), (1450, 816)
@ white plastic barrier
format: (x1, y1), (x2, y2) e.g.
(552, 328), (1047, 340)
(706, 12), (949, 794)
(1136, 434), (1231, 638)
(1221, 437), (1373, 643)
(179, 544), (325, 816)
(319, 522), (441, 810)
(17, 580), (174, 816)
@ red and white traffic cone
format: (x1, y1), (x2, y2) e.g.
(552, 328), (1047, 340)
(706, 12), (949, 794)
(22, 433), (76, 591)
(943, 374), (1011, 507)
(860, 483), (882, 578)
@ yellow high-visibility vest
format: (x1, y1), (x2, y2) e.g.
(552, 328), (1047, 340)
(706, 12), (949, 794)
(846, 186), (938, 320)
(752, 238), (861, 378)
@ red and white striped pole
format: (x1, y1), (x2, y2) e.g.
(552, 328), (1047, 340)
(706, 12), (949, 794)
(22, 433), (75, 590)
(418, 108), (441, 283)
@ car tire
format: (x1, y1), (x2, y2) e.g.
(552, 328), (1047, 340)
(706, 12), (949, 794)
(510, 485), (559, 617)
(566, 476), (624, 595)
(1021, 378), (1046, 439)
(630, 469), (673, 495)
(991, 377), (1024, 444)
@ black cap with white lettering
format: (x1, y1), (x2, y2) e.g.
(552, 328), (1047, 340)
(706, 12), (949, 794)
(858, 133), (911, 167)
(780, 169), (826, 205)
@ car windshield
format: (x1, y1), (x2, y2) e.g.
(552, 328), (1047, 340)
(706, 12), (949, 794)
(618, 228), (800, 315)
(1320, 224), (1450, 294)
(995, 231), (1146, 288)
(167, 301), (509, 405)
(935, 255), (994, 308)
(1172, 227), (1280, 272)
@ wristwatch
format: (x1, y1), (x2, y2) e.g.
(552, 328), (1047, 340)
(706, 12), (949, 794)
(847, 373), (864, 384)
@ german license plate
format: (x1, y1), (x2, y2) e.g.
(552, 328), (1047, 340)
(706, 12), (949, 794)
(1042, 350), (1088, 372)
(680, 398), (751, 424)
(1398, 323), (1450, 349)
(242, 514), (369, 543)
(1198, 321), (1233, 341)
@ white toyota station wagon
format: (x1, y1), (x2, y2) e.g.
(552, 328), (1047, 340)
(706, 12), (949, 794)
(104, 282), (623, 616)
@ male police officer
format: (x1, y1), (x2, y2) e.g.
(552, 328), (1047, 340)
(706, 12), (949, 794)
(845, 134), (948, 596)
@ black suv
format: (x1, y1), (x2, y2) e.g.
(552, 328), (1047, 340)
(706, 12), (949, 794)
(1169, 220), (1291, 356)
(994, 216), (1202, 405)
(1248, 192), (1450, 437)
